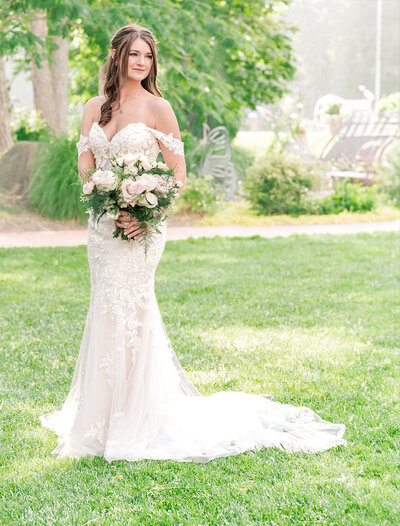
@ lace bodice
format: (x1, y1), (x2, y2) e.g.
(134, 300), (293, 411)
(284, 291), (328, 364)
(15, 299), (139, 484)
(76, 121), (184, 169)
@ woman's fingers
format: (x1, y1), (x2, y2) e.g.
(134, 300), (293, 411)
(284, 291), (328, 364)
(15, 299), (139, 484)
(114, 212), (146, 239)
(126, 226), (142, 238)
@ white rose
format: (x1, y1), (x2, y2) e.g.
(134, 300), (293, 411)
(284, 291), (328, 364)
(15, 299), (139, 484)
(92, 169), (118, 191)
(137, 173), (157, 191)
(137, 191), (158, 208)
(82, 180), (95, 194)
(124, 153), (137, 162)
(137, 154), (152, 171)
(91, 169), (104, 186)
(156, 186), (167, 196)
(157, 162), (168, 170)
(155, 174), (168, 195)
(122, 153), (140, 173)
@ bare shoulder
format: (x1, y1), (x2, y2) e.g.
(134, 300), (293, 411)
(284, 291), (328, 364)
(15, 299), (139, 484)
(84, 96), (105, 120)
(150, 97), (181, 138)
(85, 95), (105, 107)
(80, 96), (105, 135)
(150, 96), (173, 112)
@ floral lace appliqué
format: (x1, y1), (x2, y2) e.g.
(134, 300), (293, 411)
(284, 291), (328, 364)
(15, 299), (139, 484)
(87, 211), (166, 367)
(76, 135), (90, 157)
(76, 121), (184, 169)
(150, 128), (185, 157)
(84, 418), (106, 445)
(99, 353), (116, 387)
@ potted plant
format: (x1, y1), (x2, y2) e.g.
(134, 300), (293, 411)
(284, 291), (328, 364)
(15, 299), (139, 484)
(326, 103), (343, 135)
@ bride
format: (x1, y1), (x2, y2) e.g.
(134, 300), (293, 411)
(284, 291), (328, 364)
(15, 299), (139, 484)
(39, 23), (347, 462)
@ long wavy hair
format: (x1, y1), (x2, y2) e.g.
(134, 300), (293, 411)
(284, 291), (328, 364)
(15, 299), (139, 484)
(99, 24), (163, 127)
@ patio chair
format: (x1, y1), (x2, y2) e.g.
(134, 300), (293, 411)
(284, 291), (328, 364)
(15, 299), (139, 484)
(320, 111), (400, 181)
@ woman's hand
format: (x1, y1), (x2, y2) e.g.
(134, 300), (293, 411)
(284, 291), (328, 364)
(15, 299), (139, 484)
(114, 210), (145, 239)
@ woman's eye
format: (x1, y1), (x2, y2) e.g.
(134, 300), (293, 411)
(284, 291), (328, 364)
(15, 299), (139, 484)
(129, 53), (153, 58)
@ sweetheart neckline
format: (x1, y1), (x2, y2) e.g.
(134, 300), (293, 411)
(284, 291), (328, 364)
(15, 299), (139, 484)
(91, 121), (180, 144)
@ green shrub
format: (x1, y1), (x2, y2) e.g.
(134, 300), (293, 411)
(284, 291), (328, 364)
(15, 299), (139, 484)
(376, 148), (400, 207)
(11, 109), (52, 142)
(243, 151), (320, 216)
(315, 178), (378, 214)
(28, 134), (86, 222)
(379, 92), (400, 114)
(178, 173), (223, 215)
(231, 144), (256, 182)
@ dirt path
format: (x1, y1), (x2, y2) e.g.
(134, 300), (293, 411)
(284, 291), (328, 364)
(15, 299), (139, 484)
(1, 219), (398, 248)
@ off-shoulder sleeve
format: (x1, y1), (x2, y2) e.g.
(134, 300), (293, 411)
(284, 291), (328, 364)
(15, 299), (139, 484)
(76, 134), (90, 158)
(150, 129), (185, 157)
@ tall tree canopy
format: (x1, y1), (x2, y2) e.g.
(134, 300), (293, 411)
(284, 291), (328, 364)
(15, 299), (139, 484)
(1, 0), (295, 141)
(71, 0), (295, 138)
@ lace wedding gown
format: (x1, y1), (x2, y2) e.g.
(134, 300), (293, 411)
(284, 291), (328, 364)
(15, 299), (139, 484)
(39, 121), (347, 462)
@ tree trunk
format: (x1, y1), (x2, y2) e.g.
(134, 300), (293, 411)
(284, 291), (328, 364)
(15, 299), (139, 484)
(30, 11), (58, 129)
(51, 35), (69, 132)
(0, 56), (13, 153)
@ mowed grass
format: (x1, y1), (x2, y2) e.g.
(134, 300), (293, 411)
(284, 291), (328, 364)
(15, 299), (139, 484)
(193, 200), (400, 227)
(0, 233), (399, 525)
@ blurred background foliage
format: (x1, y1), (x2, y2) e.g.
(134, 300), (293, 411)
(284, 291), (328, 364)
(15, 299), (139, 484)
(0, 0), (399, 224)
(0, 0), (296, 139)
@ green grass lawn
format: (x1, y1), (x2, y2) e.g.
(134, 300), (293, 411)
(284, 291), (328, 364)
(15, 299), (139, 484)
(191, 201), (400, 227)
(0, 233), (399, 525)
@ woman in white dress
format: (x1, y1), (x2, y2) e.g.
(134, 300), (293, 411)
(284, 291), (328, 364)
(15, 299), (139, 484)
(39, 23), (347, 462)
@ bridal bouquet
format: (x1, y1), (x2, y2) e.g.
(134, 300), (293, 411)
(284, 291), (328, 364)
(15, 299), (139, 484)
(79, 152), (182, 254)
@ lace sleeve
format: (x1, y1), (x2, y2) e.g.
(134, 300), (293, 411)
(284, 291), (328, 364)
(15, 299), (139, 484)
(150, 129), (185, 157)
(76, 134), (90, 158)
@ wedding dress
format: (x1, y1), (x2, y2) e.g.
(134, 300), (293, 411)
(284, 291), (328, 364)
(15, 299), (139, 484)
(39, 121), (347, 462)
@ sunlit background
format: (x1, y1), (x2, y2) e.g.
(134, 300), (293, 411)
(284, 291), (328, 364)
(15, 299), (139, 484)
(0, 0), (399, 229)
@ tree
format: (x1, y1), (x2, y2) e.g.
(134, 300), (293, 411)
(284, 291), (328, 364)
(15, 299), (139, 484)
(0, 0), (81, 142)
(69, 0), (295, 138)
(1, 0), (296, 149)
(29, 10), (58, 130)
(0, 56), (13, 152)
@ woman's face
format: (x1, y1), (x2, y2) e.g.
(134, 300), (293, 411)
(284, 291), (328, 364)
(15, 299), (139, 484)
(124, 37), (153, 81)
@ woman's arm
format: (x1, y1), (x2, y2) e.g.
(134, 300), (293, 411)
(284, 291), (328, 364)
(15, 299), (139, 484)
(152, 99), (187, 196)
(77, 98), (100, 180)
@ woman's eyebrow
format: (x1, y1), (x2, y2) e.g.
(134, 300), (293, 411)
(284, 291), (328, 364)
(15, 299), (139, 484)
(130, 49), (152, 53)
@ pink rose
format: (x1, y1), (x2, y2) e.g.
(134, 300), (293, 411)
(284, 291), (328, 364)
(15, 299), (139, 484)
(136, 173), (157, 191)
(121, 178), (146, 204)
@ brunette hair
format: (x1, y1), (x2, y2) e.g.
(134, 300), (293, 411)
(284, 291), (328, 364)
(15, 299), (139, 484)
(99, 24), (162, 126)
